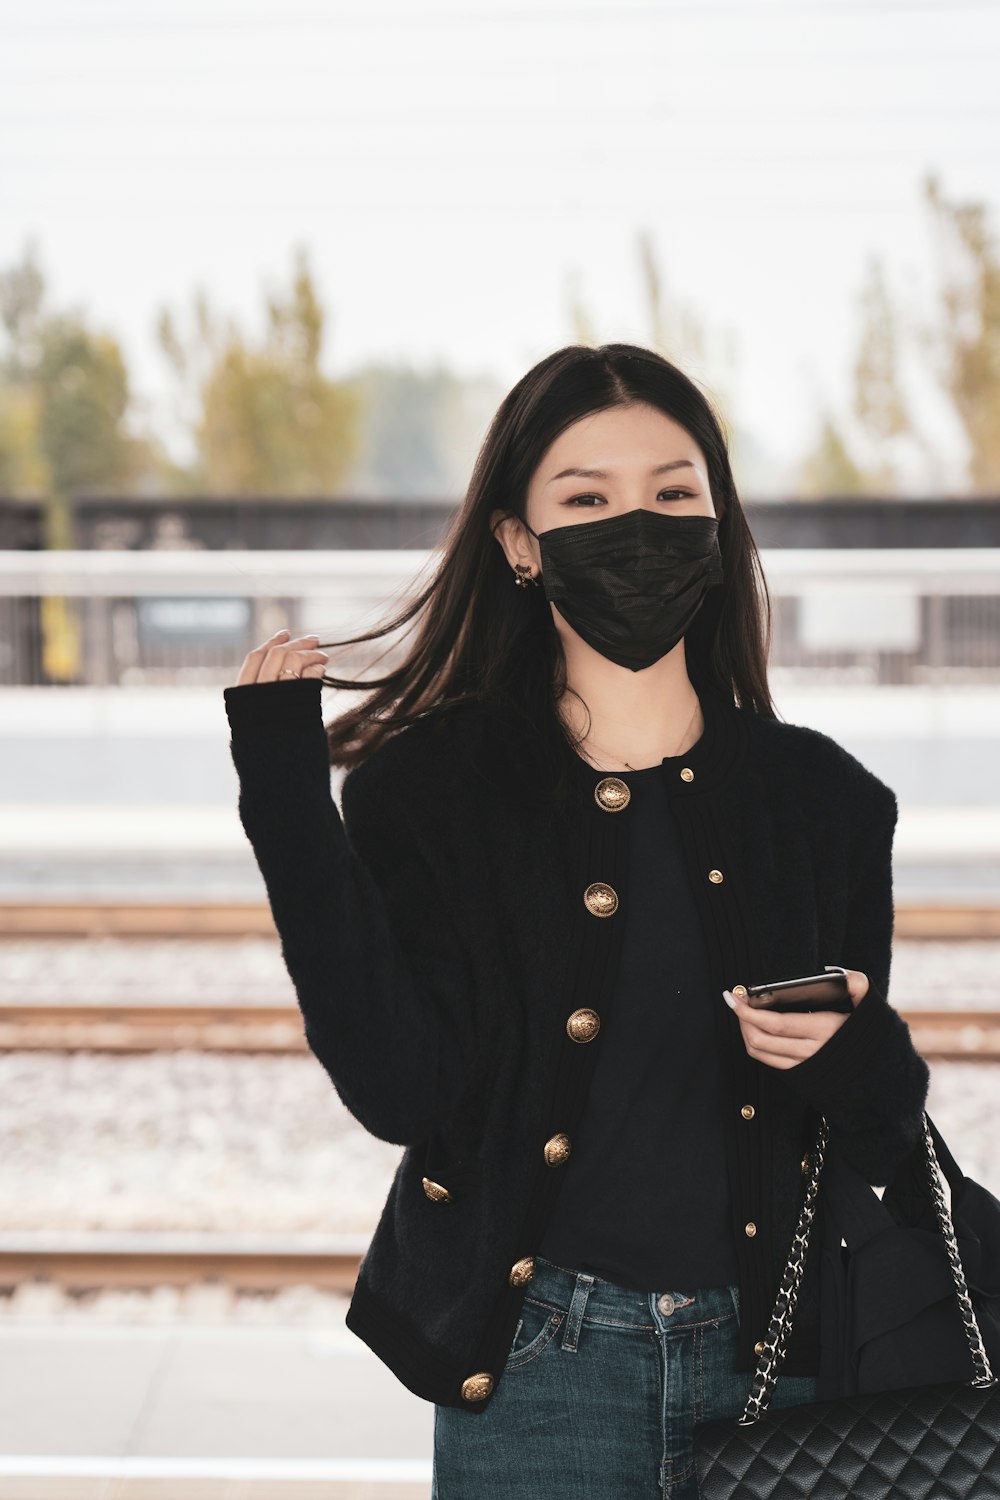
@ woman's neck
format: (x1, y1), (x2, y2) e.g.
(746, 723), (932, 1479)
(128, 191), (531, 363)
(558, 640), (705, 771)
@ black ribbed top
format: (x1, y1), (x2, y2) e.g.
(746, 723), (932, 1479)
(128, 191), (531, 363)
(537, 753), (740, 1290)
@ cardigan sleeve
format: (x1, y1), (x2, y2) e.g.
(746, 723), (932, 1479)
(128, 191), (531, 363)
(776, 781), (931, 1186)
(223, 677), (477, 1147)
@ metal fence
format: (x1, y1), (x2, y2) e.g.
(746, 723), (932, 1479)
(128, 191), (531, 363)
(0, 548), (998, 687)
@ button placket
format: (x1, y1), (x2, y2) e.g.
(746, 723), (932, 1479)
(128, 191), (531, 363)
(490, 760), (627, 1400)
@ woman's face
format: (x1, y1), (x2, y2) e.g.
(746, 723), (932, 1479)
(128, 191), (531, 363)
(523, 401), (715, 550)
(490, 399), (716, 585)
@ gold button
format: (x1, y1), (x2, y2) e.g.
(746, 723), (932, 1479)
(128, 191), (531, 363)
(740, 1104), (755, 1120)
(509, 1256), (536, 1287)
(732, 985), (748, 998)
(566, 1008), (601, 1043)
(583, 881), (619, 918)
(708, 869), (724, 884)
(745, 1221), (757, 1237)
(801, 1153), (812, 1176)
(680, 767), (695, 782)
(461, 1372), (494, 1403)
(754, 1340), (765, 1356)
(594, 776), (631, 812)
(422, 1177), (452, 1202)
(544, 1132), (572, 1166)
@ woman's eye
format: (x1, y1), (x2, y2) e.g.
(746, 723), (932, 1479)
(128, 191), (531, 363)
(562, 489), (693, 507)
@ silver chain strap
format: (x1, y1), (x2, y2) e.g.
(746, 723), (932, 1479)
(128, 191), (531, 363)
(737, 1111), (997, 1426)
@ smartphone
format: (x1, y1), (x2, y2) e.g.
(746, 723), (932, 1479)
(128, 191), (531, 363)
(743, 965), (852, 1015)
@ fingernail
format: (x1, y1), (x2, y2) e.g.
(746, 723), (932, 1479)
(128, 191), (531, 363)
(274, 628), (289, 636)
(723, 990), (737, 1009)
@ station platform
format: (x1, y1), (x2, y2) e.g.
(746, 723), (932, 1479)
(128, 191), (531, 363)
(3, 681), (1000, 902)
(0, 1300), (434, 1499)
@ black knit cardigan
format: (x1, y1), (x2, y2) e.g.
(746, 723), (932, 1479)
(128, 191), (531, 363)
(223, 673), (931, 1414)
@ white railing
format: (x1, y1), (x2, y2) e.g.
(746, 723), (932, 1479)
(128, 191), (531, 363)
(1, 549), (998, 687)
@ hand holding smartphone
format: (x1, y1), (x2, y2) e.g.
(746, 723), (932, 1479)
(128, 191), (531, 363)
(743, 964), (853, 1015)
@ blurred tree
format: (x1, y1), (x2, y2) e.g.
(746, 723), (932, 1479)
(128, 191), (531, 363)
(921, 171), (1000, 493)
(157, 246), (361, 495)
(800, 174), (1000, 496)
(798, 409), (868, 498)
(851, 255), (914, 492)
(565, 230), (764, 491)
(336, 361), (503, 500)
(565, 229), (741, 427)
(0, 240), (48, 495)
(0, 241), (156, 680)
(0, 241), (151, 501)
(36, 318), (138, 500)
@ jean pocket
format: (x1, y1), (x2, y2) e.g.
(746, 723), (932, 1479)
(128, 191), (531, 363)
(504, 1299), (565, 1372)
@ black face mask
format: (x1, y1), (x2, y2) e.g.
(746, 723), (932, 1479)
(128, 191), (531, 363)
(524, 508), (724, 672)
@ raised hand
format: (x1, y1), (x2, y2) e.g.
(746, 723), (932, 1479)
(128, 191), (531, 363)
(231, 628), (329, 686)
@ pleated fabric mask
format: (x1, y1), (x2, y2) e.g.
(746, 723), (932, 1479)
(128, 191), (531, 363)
(524, 508), (724, 672)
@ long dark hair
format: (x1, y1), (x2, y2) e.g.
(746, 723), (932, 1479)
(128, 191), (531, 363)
(318, 341), (775, 772)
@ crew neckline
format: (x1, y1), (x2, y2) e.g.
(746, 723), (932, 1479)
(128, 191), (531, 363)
(566, 680), (744, 799)
(569, 692), (710, 774)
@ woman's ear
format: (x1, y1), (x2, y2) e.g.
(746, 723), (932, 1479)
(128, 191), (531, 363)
(490, 511), (535, 573)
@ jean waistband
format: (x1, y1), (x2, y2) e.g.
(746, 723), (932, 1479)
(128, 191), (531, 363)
(524, 1254), (741, 1333)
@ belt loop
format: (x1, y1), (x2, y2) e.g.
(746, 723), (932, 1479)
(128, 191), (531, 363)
(561, 1270), (595, 1352)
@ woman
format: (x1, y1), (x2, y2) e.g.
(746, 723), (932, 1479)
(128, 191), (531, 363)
(224, 343), (930, 1499)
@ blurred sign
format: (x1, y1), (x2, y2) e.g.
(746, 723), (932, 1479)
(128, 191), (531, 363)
(798, 594), (921, 652)
(136, 597), (250, 646)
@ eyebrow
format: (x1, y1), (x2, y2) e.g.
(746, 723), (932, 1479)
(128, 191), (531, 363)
(545, 460), (697, 484)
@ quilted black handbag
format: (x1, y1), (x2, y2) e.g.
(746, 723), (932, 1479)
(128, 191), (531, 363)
(692, 1113), (1000, 1499)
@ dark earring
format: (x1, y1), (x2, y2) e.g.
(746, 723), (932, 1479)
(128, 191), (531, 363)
(513, 563), (538, 588)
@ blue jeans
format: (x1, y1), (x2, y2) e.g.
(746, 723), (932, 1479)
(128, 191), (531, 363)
(431, 1253), (819, 1499)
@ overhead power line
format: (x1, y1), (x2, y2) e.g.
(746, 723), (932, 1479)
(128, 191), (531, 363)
(1, 0), (999, 32)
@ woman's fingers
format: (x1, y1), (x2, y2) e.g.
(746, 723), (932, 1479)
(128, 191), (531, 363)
(844, 968), (870, 1006)
(744, 1031), (830, 1065)
(722, 987), (850, 1069)
(234, 629), (329, 685)
(256, 640), (330, 683)
(725, 995), (840, 1040)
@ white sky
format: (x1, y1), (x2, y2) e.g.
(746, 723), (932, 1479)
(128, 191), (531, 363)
(2, 0), (998, 488)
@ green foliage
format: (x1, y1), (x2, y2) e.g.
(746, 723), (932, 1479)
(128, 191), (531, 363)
(0, 240), (154, 502)
(36, 317), (134, 498)
(157, 246), (362, 495)
(798, 412), (869, 498)
(922, 172), (1000, 493)
(801, 174), (1000, 497)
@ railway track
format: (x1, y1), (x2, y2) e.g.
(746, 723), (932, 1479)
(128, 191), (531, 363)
(0, 1002), (998, 1059)
(2, 900), (1000, 940)
(0, 1232), (365, 1294)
